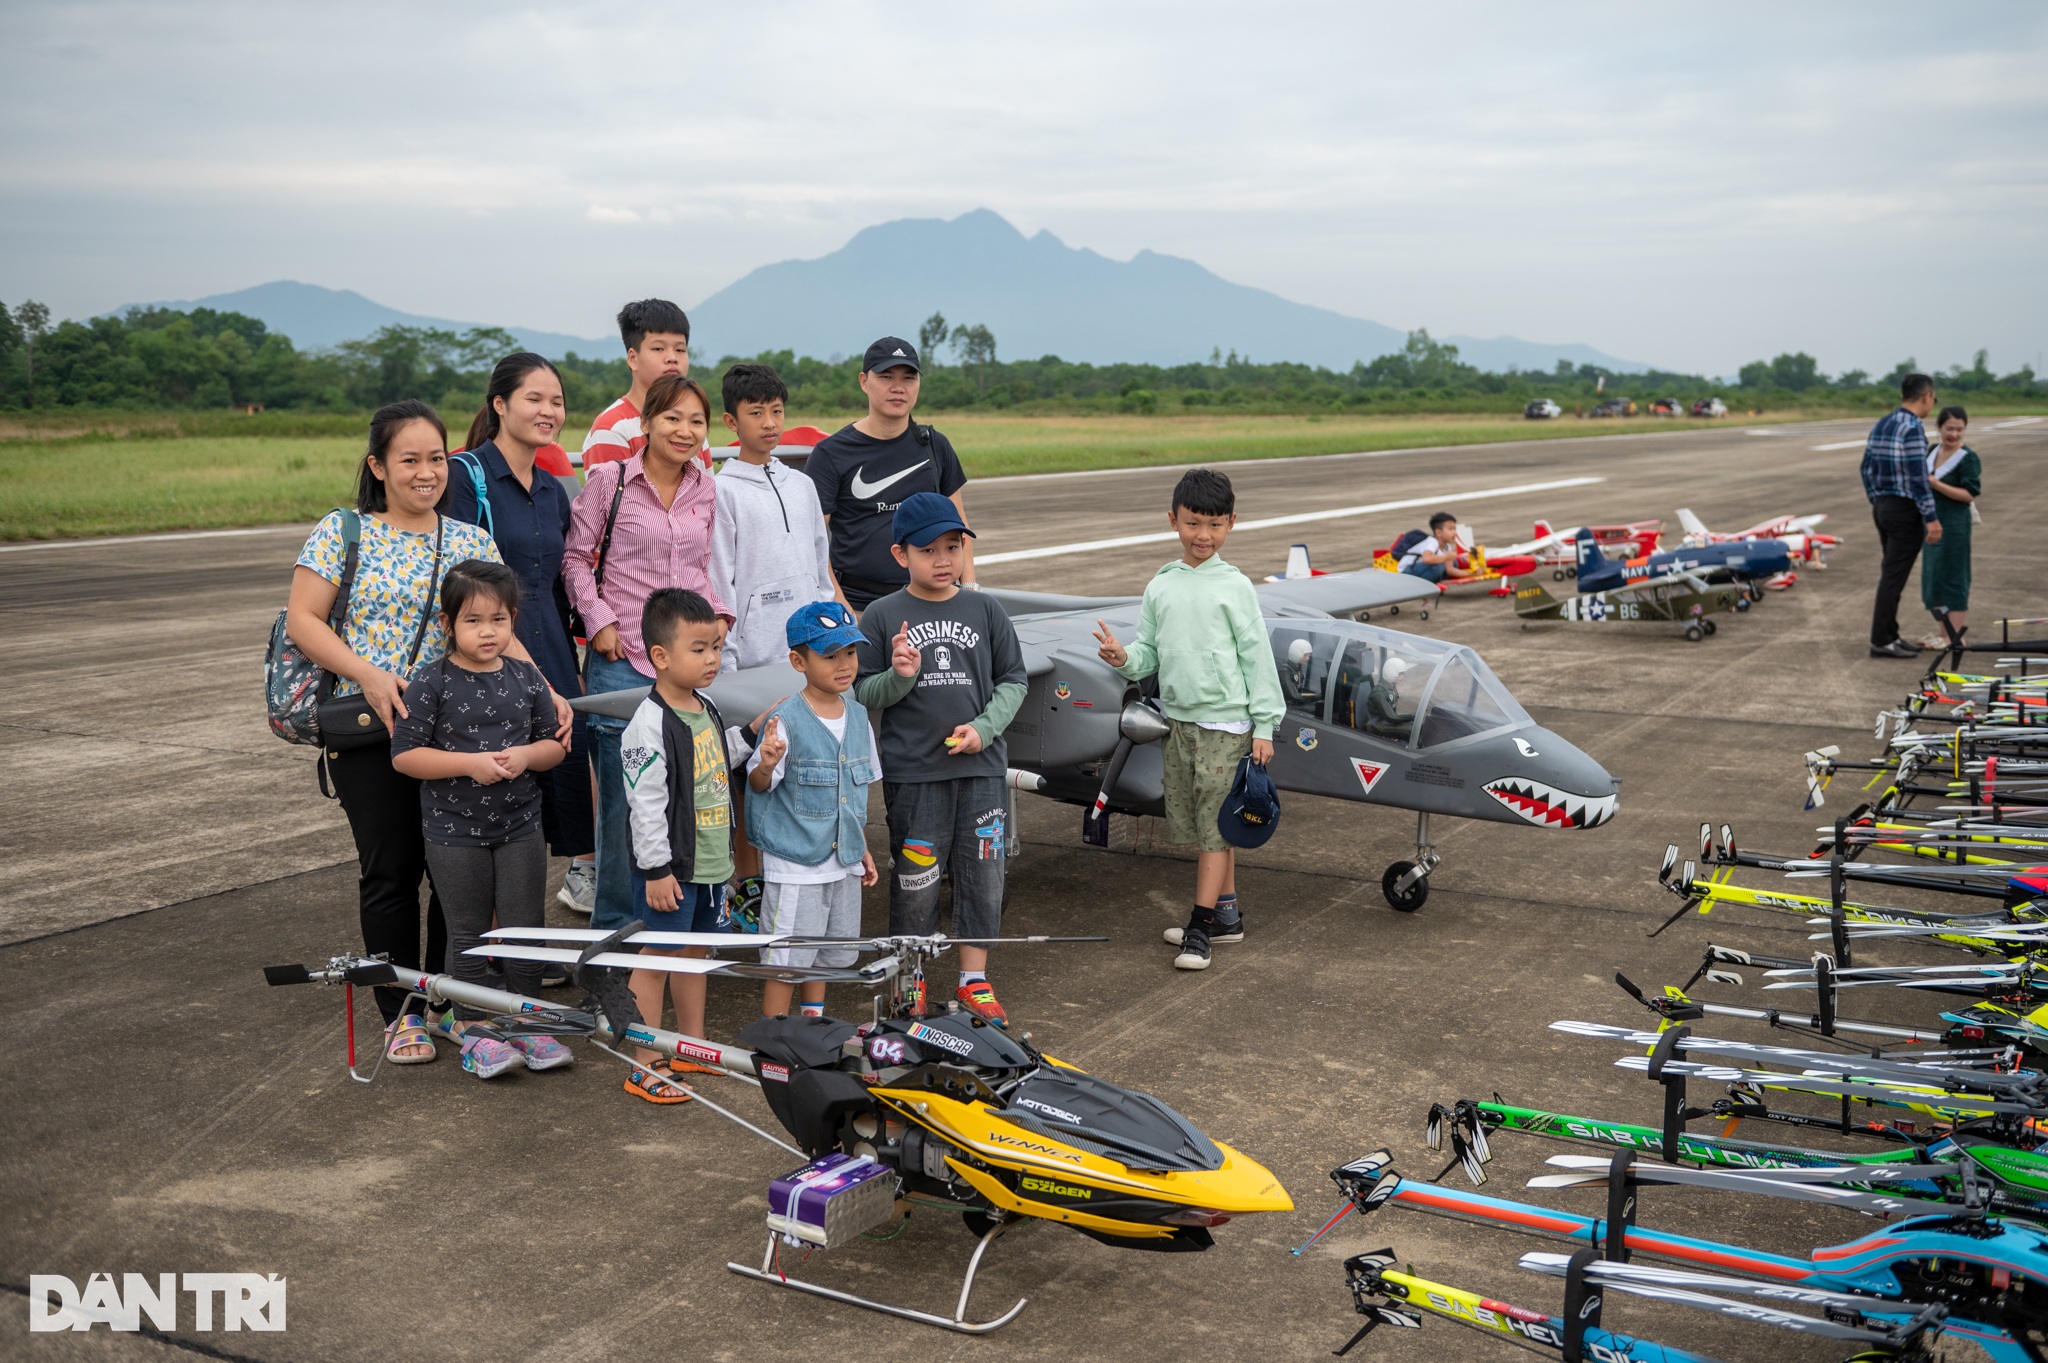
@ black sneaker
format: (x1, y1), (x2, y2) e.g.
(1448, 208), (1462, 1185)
(1869, 639), (1920, 658)
(1164, 907), (1244, 947)
(1173, 922), (1213, 971)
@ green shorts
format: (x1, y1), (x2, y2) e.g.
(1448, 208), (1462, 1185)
(1161, 721), (1252, 852)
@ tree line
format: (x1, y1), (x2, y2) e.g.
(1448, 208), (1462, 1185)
(0, 298), (2038, 418)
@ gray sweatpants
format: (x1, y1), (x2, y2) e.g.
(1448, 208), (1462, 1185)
(883, 776), (1007, 940)
(425, 830), (547, 1020)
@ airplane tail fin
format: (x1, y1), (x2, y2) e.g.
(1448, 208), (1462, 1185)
(1533, 518), (1554, 540)
(1575, 529), (1608, 574)
(1455, 523), (1475, 552)
(1676, 508), (1710, 540)
(1511, 580), (1562, 619)
(1283, 543), (1312, 579)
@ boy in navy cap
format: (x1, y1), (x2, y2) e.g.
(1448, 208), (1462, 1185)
(855, 492), (1028, 1024)
(746, 600), (881, 1019)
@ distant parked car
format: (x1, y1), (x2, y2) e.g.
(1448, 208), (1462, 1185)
(1690, 397), (1729, 418)
(1589, 398), (1637, 418)
(1649, 398), (1682, 417)
(1524, 398), (1563, 419)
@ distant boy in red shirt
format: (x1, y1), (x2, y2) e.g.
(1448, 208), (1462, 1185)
(579, 299), (708, 470)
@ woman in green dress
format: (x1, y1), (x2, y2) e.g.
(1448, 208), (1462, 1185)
(1919, 404), (1980, 647)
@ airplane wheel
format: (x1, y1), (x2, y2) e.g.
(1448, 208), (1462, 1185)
(1552, 569), (1566, 581)
(1566, 567), (1577, 580)
(1701, 619), (1717, 635)
(1382, 862), (1429, 912)
(1734, 596), (1751, 613)
(1418, 608), (1430, 621)
(1388, 604), (1400, 616)
(1357, 610), (1370, 622)
(1685, 625), (1705, 642)
(1746, 585), (1764, 603)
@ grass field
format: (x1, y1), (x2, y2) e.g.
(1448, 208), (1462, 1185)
(0, 406), (2021, 541)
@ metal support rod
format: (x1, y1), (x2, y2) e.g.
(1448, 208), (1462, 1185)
(369, 964), (765, 1078)
(588, 1039), (800, 1157)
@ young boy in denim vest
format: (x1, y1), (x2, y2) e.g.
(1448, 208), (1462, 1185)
(1093, 469), (1285, 972)
(745, 601), (880, 1018)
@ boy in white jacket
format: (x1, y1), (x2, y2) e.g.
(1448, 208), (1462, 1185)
(709, 363), (839, 670)
(709, 362), (840, 918)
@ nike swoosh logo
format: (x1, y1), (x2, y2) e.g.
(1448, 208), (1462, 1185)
(848, 461), (927, 500)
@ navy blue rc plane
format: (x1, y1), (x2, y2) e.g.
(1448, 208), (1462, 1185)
(1574, 527), (1791, 596)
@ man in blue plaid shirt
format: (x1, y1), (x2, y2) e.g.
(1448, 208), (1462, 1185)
(1859, 372), (1942, 657)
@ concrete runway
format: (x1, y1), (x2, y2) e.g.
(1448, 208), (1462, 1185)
(3, 415), (2044, 1360)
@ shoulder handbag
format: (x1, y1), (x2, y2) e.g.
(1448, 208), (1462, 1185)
(265, 510), (361, 746)
(315, 515), (446, 752)
(568, 458), (629, 639)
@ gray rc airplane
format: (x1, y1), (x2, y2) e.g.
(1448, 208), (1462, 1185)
(574, 558), (1618, 911)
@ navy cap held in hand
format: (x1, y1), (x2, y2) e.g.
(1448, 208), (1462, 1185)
(1217, 755), (1281, 849)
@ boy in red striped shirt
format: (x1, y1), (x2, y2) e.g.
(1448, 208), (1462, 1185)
(579, 299), (709, 470)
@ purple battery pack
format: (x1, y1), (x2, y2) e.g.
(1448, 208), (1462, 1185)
(765, 1152), (900, 1249)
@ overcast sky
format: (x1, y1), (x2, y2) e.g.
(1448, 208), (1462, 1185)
(4, 1), (2043, 376)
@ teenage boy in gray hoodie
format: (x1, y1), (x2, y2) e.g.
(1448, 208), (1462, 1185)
(709, 362), (840, 915)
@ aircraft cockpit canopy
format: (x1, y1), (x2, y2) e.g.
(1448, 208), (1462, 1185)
(1272, 626), (1529, 749)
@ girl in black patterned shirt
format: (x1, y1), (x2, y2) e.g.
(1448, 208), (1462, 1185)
(391, 560), (568, 1079)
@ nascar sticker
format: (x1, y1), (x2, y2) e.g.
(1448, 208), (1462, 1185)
(907, 1022), (975, 1056)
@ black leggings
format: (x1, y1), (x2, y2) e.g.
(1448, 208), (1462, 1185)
(327, 745), (446, 1023)
(424, 832), (547, 1020)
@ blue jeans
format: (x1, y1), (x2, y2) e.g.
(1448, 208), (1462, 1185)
(1400, 559), (1446, 584)
(585, 652), (655, 932)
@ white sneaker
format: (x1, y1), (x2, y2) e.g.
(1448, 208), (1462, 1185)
(557, 863), (596, 915)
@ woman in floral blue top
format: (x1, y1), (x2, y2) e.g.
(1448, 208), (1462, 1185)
(286, 400), (571, 1063)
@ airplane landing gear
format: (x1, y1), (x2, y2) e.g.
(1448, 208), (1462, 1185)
(1382, 812), (1439, 912)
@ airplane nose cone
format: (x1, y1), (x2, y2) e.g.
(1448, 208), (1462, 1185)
(1481, 727), (1619, 830)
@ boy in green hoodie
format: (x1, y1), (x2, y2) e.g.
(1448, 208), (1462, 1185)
(1093, 468), (1285, 971)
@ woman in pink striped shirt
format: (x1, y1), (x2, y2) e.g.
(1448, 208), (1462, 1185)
(563, 373), (733, 933)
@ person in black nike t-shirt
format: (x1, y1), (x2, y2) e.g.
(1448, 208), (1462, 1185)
(805, 337), (976, 611)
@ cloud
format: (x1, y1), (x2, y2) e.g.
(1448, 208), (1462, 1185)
(0, 0), (2043, 374)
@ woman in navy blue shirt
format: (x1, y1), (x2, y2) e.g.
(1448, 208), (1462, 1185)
(450, 353), (596, 910)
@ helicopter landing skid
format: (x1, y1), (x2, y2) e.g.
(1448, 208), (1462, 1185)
(726, 1213), (1029, 1333)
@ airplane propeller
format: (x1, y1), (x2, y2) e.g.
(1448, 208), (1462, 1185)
(1081, 698), (1170, 846)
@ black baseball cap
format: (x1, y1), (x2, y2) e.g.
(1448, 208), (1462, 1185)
(863, 337), (921, 374)
(1217, 755), (1281, 849)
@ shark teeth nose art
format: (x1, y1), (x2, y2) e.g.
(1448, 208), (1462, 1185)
(1483, 778), (1618, 830)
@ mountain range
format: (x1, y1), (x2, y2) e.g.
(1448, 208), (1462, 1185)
(134, 280), (615, 359)
(127, 210), (1647, 373)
